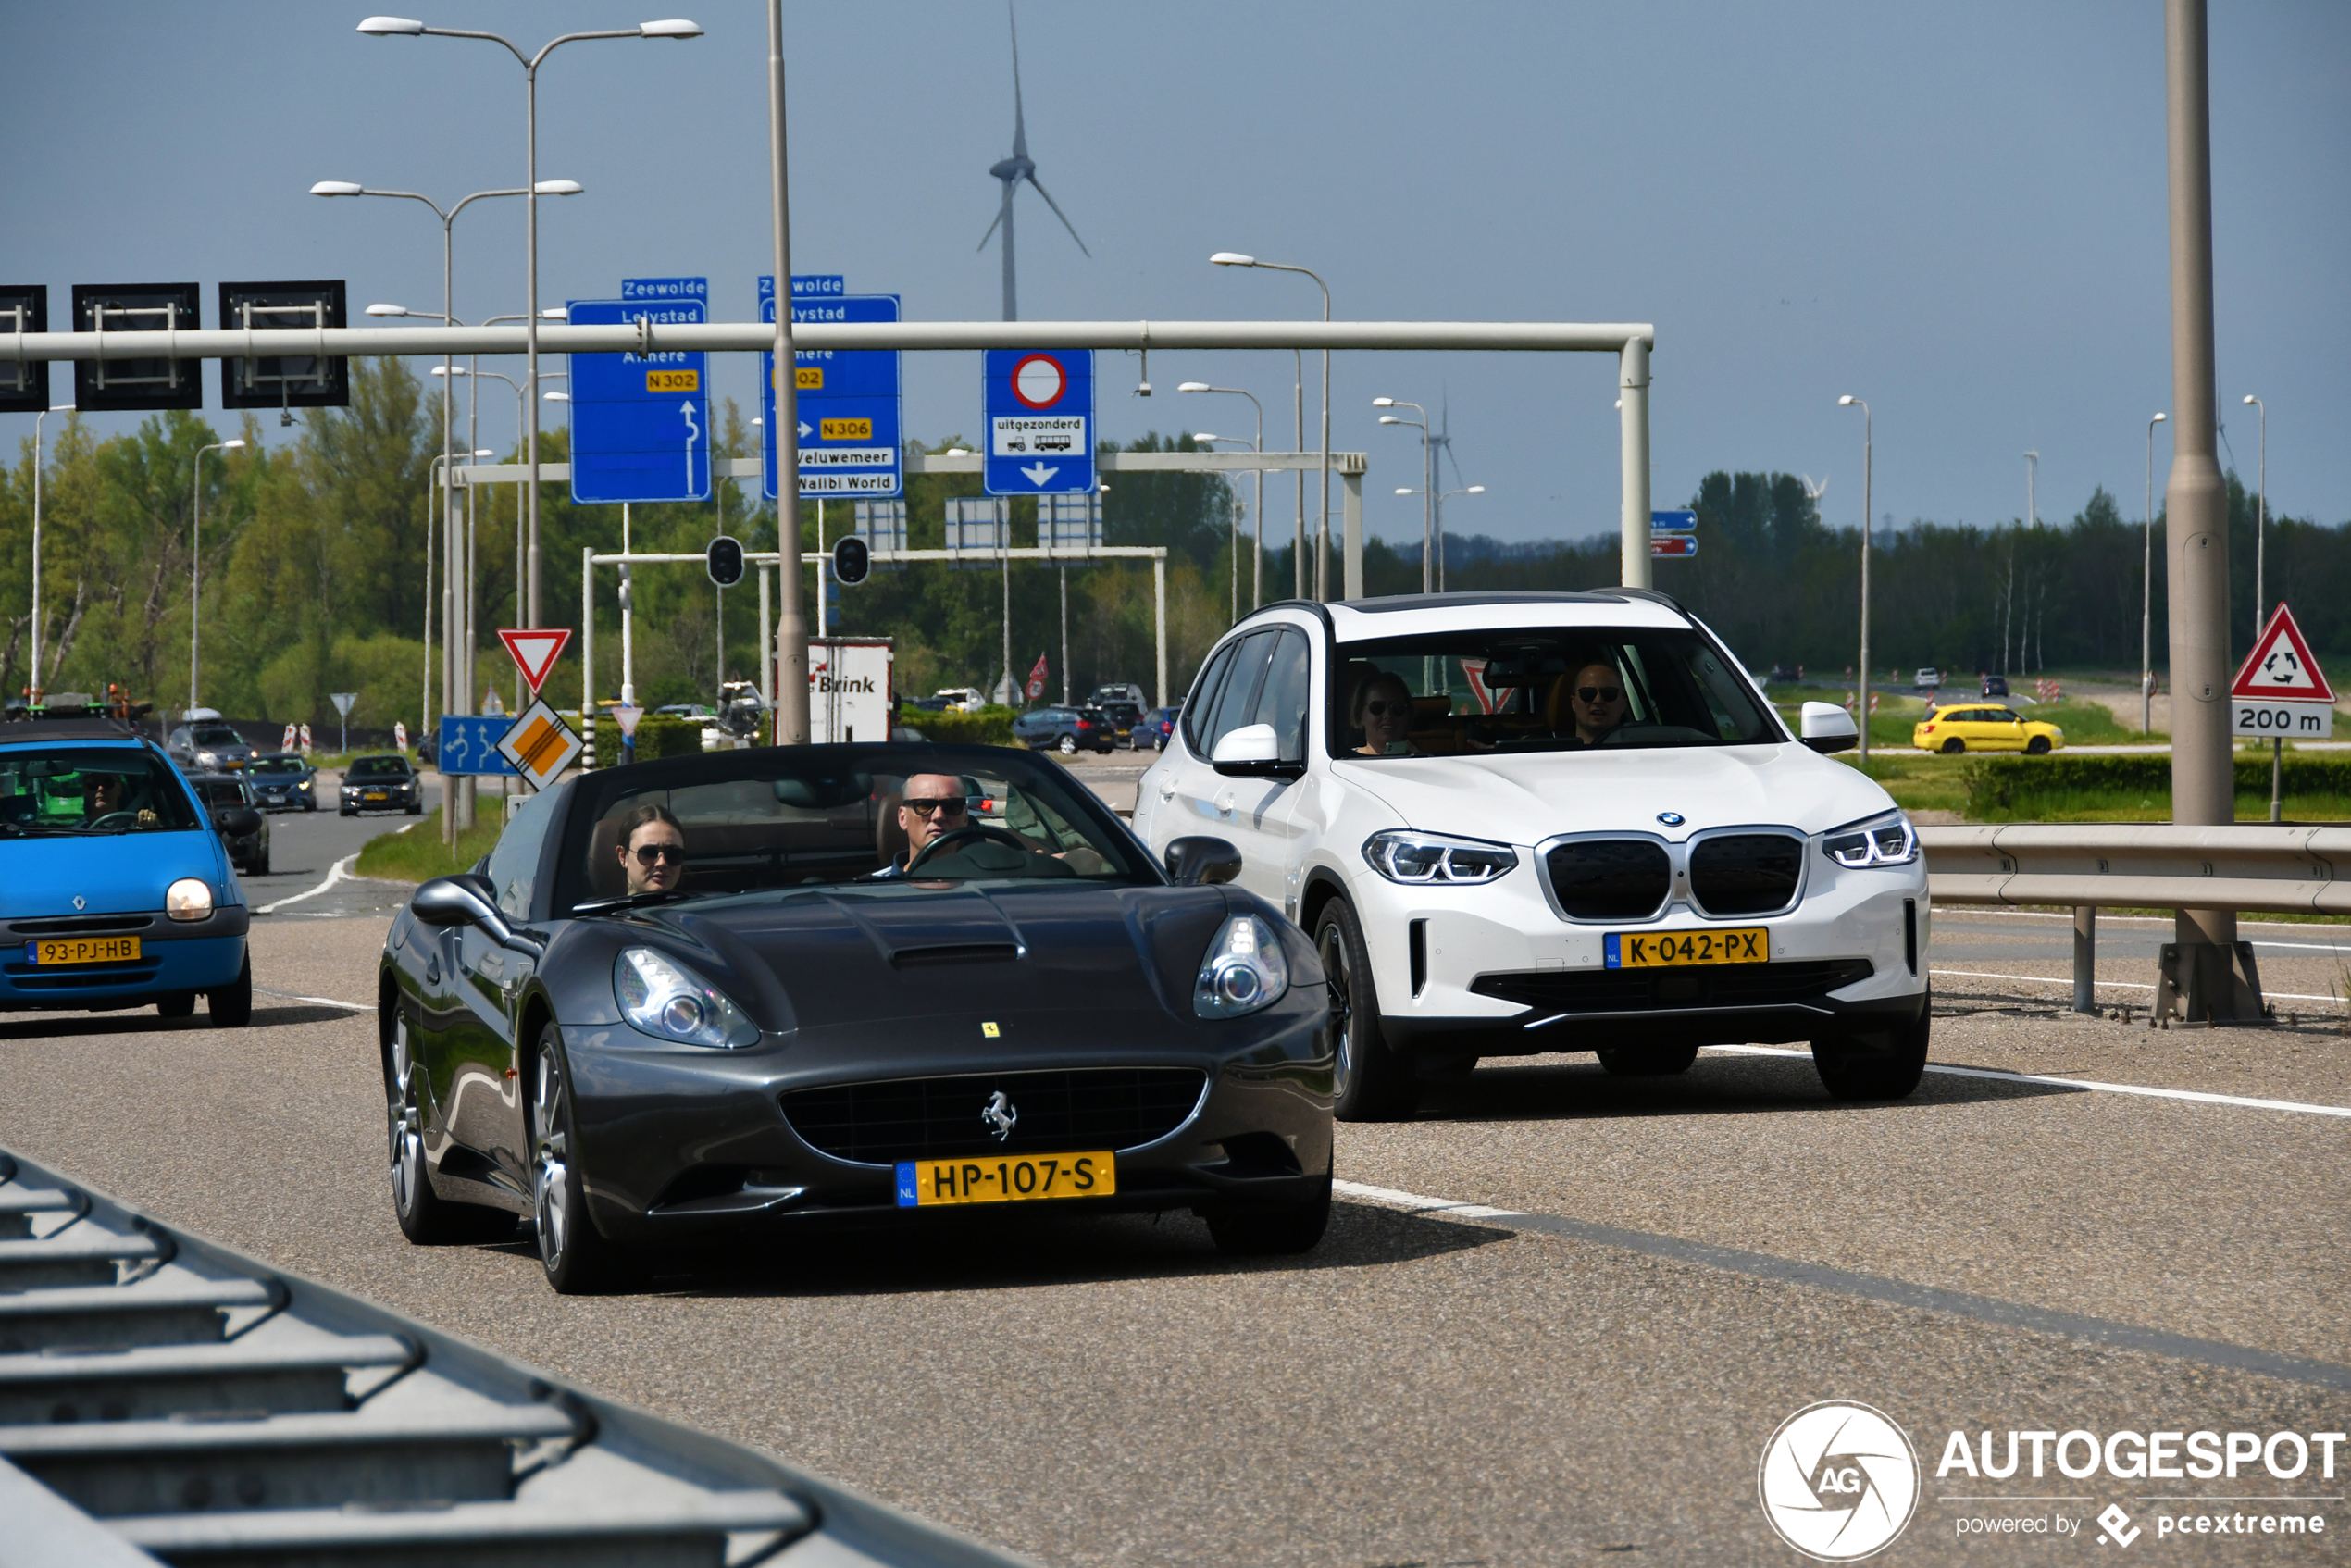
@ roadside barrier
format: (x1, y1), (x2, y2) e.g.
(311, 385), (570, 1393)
(0, 1144), (1023, 1568)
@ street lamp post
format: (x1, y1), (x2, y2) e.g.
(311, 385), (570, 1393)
(1399, 484), (1486, 590)
(434, 354), (565, 714)
(1193, 433), (1259, 622)
(29, 402), (72, 703)
(1838, 396), (1872, 760)
(2243, 394), (2266, 626)
(1178, 382), (1263, 608)
(2144, 411), (2168, 733)
(1212, 253), (1332, 599)
(356, 13), (700, 630)
(189, 439), (246, 714)
(1374, 400), (1432, 591)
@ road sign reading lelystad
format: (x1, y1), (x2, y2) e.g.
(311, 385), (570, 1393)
(761, 276), (902, 501)
(567, 279), (711, 505)
(984, 349), (1095, 496)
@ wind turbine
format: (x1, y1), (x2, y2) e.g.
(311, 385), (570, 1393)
(976, 3), (1088, 321)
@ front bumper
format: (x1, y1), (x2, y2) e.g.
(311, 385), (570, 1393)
(1343, 845), (1930, 1057)
(555, 1001), (1334, 1245)
(0, 906), (249, 1011)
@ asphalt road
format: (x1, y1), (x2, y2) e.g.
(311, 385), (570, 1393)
(2, 901), (2345, 1564)
(236, 771), (459, 918)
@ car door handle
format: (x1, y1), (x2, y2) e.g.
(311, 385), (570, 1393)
(1158, 778), (1177, 802)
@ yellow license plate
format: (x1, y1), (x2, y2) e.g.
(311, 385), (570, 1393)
(364, 790), (387, 801)
(29, 936), (143, 965)
(895, 1151), (1115, 1208)
(1606, 927), (1769, 968)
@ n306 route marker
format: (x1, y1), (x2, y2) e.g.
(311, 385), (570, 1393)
(498, 627), (572, 695)
(2231, 604), (2334, 740)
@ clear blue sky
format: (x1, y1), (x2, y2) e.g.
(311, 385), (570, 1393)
(8, 2), (2346, 547)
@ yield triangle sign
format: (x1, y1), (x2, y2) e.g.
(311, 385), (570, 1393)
(498, 628), (573, 695)
(2230, 604), (2334, 703)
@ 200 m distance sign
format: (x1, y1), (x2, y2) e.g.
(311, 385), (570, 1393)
(984, 349), (1094, 496)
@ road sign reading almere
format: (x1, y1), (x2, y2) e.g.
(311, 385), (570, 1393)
(761, 275), (902, 501)
(568, 278), (711, 504)
(984, 349), (1095, 495)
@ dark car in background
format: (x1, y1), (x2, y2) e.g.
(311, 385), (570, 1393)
(187, 772), (270, 875)
(166, 720), (255, 775)
(1012, 704), (1115, 755)
(1980, 674), (2009, 699)
(248, 753), (320, 812)
(342, 753), (425, 816)
(1138, 705), (1180, 751)
(1098, 701), (1145, 749)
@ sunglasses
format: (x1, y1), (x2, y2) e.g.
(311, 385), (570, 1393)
(902, 797), (970, 818)
(630, 843), (684, 865)
(1576, 686), (1623, 703)
(1363, 699), (1407, 717)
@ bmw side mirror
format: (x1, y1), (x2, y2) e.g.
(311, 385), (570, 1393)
(1164, 835), (1243, 887)
(1798, 701), (1860, 755)
(1210, 722), (1301, 779)
(217, 806), (263, 838)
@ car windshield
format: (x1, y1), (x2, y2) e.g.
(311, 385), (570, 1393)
(250, 756), (305, 775)
(348, 757), (409, 778)
(191, 726), (243, 747)
(553, 745), (1151, 911)
(0, 747), (202, 835)
(1326, 627), (1781, 756)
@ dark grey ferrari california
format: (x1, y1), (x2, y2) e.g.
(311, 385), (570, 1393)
(379, 743), (1334, 1291)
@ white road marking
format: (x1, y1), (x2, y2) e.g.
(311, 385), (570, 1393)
(1333, 1180), (1524, 1218)
(1701, 1044), (2351, 1119)
(255, 853), (358, 915)
(255, 986), (370, 1013)
(1931, 964), (2344, 1006)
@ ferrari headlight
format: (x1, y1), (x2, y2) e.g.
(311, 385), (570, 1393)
(1193, 914), (1289, 1020)
(166, 878), (214, 922)
(1822, 808), (1918, 868)
(1362, 829), (1519, 885)
(613, 946), (759, 1048)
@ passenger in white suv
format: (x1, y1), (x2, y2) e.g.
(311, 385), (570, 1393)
(1135, 591), (1930, 1121)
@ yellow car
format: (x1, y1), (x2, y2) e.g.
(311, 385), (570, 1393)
(1912, 703), (2064, 755)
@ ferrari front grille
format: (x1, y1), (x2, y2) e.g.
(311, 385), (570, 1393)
(782, 1067), (1209, 1165)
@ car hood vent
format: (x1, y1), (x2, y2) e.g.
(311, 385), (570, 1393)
(889, 941), (1020, 968)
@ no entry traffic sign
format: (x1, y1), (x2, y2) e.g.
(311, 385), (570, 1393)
(983, 347), (1095, 496)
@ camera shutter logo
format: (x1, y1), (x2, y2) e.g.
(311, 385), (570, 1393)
(1758, 1400), (1919, 1561)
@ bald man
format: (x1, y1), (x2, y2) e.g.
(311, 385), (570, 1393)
(896, 773), (972, 866)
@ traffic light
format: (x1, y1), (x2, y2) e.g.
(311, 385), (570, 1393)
(71, 283), (202, 411)
(705, 535), (745, 588)
(832, 534), (870, 587)
(218, 280), (348, 414)
(0, 286), (49, 414)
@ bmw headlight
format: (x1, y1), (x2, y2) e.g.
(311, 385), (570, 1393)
(166, 878), (214, 922)
(1822, 808), (1918, 868)
(1193, 914), (1289, 1020)
(1362, 829), (1519, 885)
(613, 946), (760, 1048)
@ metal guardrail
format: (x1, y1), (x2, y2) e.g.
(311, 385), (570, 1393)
(1919, 824), (2349, 1019)
(0, 1144), (1031, 1568)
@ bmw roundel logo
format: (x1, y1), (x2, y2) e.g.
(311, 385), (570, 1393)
(1656, 812), (1686, 827)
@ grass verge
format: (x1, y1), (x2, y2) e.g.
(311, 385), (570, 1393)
(354, 809), (502, 882)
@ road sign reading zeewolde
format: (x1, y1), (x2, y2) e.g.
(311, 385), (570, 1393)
(499, 628), (572, 695)
(760, 277), (902, 501)
(568, 281), (711, 505)
(2230, 604), (2335, 740)
(984, 348), (1095, 496)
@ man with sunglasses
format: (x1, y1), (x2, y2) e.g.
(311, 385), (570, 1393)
(894, 773), (974, 866)
(1567, 660), (1631, 746)
(616, 803), (688, 894)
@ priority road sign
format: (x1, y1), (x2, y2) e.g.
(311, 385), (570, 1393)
(2231, 604), (2334, 740)
(437, 714), (521, 778)
(498, 628), (572, 695)
(498, 700), (583, 790)
(761, 277), (902, 501)
(984, 349), (1095, 495)
(567, 280), (711, 504)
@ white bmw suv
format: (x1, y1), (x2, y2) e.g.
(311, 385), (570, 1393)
(1133, 591), (1931, 1120)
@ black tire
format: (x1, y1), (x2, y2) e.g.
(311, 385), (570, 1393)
(387, 1012), (513, 1244)
(1057, 733), (1077, 756)
(2025, 735), (2051, 755)
(1596, 1043), (1701, 1076)
(1811, 993), (1932, 1101)
(1939, 737), (1965, 754)
(1206, 1164), (1333, 1256)
(405, 798), (423, 815)
(155, 991), (196, 1018)
(255, 847), (271, 877)
(341, 807), (355, 817)
(530, 1024), (627, 1293)
(1314, 897), (1418, 1122)
(207, 955), (253, 1028)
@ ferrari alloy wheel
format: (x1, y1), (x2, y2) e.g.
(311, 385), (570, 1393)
(1596, 1043), (1701, 1076)
(531, 1025), (622, 1293)
(1315, 897), (1418, 1122)
(1811, 992), (1933, 1101)
(387, 1014), (507, 1243)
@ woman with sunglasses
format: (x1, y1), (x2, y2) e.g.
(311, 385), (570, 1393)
(1566, 660), (1631, 747)
(1352, 671), (1419, 756)
(616, 803), (688, 894)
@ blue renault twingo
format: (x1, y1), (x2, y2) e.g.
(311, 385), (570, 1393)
(0, 717), (253, 1023)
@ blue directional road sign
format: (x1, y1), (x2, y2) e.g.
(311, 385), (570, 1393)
(1651, 510), (1698, 531)
(761, 276), (902, 501)
(567, 279), (711, 504)
(435, 715), (519, 777)
(983, 349), (1095, 496)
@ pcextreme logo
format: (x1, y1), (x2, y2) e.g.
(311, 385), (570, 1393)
(1760, 1401), (1922, 1561)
